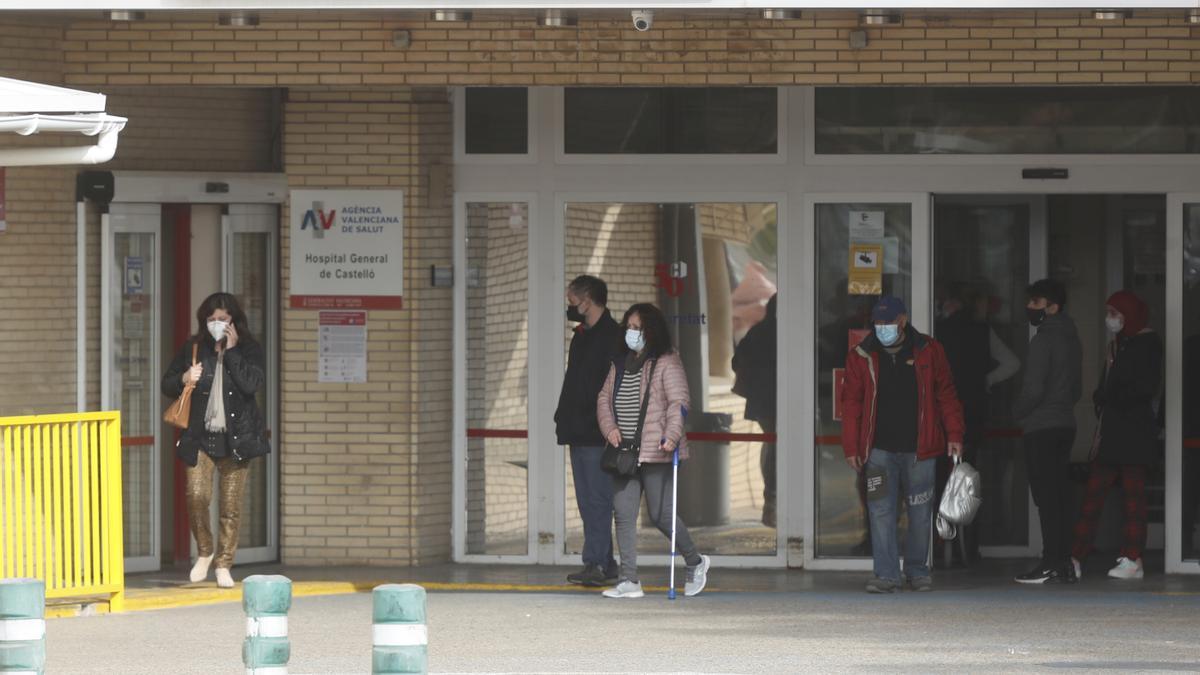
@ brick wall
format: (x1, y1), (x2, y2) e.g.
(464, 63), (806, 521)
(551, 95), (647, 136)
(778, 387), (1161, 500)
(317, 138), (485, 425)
(57, 12), (1200, 87)
(281, 87), (453, 566)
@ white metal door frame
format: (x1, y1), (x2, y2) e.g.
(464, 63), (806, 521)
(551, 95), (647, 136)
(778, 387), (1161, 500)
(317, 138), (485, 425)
(221, 204), (281, 565)
(801, 192), (930, 572)
(1165, 193), (1200, 574)
(101, 203), (163, 574)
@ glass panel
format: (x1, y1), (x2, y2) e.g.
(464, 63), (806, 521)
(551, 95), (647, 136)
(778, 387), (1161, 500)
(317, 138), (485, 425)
(465, 88), (528, 155)
(564, 88), (778, 154)
(229, 231), (270, 549)
(814, 203), (912, 558)
(563, 202), (779, 558)
(815, 87), (1200, 155)
(111, 232), (156, 559)
(933, 199), (1031, 550)
(1183, 202), (1200, 561)
(465, 202), (530, 555)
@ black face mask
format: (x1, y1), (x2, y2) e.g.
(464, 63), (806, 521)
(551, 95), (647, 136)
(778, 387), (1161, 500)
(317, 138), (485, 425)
(567, 304), (585, 323)
(1026, 307), (1046, 327)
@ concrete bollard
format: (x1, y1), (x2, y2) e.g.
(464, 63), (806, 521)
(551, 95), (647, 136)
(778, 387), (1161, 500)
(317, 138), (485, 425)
(371, 584), (427, 674)
(0, 579), (45, 675)
(242, 575), (292, 675)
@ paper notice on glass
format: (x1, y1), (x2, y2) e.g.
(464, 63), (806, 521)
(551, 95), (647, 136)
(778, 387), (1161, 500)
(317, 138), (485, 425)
(849, 210), (885, 240)
(318, 311), (367, 383)
(848, 243), (884, 296)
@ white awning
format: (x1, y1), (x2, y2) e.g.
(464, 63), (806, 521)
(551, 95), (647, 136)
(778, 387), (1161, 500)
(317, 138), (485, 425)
(0, 77), (127, 167)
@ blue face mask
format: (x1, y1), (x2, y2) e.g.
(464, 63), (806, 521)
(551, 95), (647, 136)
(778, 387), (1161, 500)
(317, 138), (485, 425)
(875, 323), (901, 347)
(625, 328), (645, 352)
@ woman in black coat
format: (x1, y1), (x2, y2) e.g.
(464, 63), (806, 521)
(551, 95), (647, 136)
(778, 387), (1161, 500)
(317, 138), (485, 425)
(162, 292), (269, 588)
(1070, 290), (1162, 581)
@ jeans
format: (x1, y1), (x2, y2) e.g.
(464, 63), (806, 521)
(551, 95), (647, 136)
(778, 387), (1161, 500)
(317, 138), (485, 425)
(612, 462), (701, 583)
(569, 445), (616, 571)
(865, 448), (936, 583)
(1023, 428), (1075, 566)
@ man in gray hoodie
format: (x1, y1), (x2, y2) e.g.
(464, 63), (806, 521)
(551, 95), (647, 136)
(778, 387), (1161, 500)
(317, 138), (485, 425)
(1013, 278), (1083, 584)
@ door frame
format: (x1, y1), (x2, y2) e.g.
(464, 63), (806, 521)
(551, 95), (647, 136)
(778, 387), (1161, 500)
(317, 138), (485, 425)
(1165, 192), (1200, 574)
(101, 203), (164, 574)
(221, 204), (281, 565)
(931, 193), (1048, 559)
(801, 192), (930, 572)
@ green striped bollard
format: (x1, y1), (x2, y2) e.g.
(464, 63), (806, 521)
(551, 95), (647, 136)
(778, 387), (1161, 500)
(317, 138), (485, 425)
(242, 575), (292, 675)
(0, 579), (45, 675)
(372, 584), (427, 674)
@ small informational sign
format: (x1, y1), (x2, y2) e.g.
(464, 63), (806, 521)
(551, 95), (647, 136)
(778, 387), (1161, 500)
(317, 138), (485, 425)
(290, 189), (404, 310)
(318, 311), (368, 383)
(124, 256), (144, 295)
(849, 210), (885, 240)
(832, 367), (846, 421)
(0, 168), (7, 233)
(848, 243), (884, 296)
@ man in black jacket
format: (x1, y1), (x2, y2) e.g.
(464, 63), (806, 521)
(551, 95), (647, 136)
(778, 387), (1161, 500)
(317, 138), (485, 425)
(556, 275), (622, 586)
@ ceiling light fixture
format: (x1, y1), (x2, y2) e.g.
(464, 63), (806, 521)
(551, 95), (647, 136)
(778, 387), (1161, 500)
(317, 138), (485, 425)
(1187, 8), (1200, 23)
(761, 9), (800, 20)
(108, 10), (145, 21)
(219, 11), (260, 27)
(432, 10), (472, 21)
(538, 9), (577, 27)
(860, 10), (901, 26)
(1092, 9), (1132, 20)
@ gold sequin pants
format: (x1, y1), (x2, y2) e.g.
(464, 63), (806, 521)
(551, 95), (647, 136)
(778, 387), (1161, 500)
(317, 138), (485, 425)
(186, 452), (250, 569)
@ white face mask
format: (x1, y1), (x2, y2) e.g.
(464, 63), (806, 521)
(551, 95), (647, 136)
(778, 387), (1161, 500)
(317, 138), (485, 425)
(625, 328), (645, 352)
(1105, 315), (1124, 334)
(207, 320), (229, 341)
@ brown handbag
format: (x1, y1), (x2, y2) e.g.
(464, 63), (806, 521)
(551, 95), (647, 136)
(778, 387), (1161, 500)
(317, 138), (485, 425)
(163, 342), (199, 429)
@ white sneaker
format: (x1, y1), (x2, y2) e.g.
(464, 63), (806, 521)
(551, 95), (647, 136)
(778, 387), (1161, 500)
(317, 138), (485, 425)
(684, 554), (711, 597)
(215, 567), (236, 588)
(189, 554), (213, 583)
(1107, 556), (1144, 580)
(601, 580), (644, 598)
(1071, 557), (1082, 580)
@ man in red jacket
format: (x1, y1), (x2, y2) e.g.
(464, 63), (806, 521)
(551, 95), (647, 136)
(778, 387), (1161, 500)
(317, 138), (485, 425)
(842, 296), (965, 593)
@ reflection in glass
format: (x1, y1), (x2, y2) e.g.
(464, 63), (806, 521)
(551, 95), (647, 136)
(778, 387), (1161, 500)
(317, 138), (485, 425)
(465, 88), (528, 155)
(1182, 203), (1200, 560)
(229, 232), (270, 549)
(112, 232), (156, 558)
(562, 202), (779, 558)
(933, 200), (1030, 551)
(814, 203), (912, 558)
(465, 202), (530, 555)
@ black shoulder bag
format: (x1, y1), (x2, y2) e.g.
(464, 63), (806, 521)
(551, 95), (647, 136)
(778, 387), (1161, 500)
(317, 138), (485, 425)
(601, 359), (657, 477)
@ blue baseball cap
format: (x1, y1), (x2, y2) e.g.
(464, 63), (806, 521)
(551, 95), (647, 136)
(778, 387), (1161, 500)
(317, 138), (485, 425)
(871, 296), (907, 323)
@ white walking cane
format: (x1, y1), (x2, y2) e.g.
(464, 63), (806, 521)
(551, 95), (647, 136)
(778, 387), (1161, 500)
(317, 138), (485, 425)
(668, 407), (688, 600)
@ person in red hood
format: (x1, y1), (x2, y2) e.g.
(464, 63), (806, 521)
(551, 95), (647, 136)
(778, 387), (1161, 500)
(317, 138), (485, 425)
(841, 295), (965, 593)
(1070, 290), (1162, 581)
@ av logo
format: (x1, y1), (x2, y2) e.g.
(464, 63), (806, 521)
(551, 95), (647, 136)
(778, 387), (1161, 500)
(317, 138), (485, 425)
(301, 208), (338, 231)
(654, 261), (688, 298)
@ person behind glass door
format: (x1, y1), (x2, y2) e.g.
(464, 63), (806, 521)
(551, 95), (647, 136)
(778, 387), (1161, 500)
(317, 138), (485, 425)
(1070, 290), (1163, 581)
(1012, 279), (1082, 585)
(934, 281), (1020, 565)
(596, 303), (710, 598)
(841, 296), (965, 593)
(732, 293), (778, 527)
(555, 275), (623, 587)
(162, 292), (270, 588)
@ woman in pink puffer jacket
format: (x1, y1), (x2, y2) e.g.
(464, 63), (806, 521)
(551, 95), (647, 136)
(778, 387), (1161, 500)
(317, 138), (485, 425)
(596, 303), (711, 599)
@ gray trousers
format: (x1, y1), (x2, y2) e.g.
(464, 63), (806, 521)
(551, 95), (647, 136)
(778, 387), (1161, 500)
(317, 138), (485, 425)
(613, 462), (701, 583)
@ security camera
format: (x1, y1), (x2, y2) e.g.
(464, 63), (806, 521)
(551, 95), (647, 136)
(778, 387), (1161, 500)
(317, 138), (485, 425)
(631, 10), (654, 31)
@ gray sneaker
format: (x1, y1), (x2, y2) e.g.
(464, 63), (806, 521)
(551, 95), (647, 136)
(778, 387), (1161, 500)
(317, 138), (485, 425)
(601, 579), (644, 598)
(908, 576), (933, 592)
(684, 554), (711, 596)
(865, 577), (899, 594)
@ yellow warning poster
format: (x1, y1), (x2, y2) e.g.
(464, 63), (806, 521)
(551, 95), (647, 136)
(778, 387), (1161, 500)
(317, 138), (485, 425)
(848, 243), (883, 296)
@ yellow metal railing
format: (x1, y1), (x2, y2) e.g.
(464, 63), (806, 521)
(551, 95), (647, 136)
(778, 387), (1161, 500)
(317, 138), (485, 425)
(0, 411), (125, 611)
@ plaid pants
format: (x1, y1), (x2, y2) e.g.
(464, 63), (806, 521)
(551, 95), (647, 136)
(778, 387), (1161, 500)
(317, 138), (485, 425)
(1071, 463), (1147, 562)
